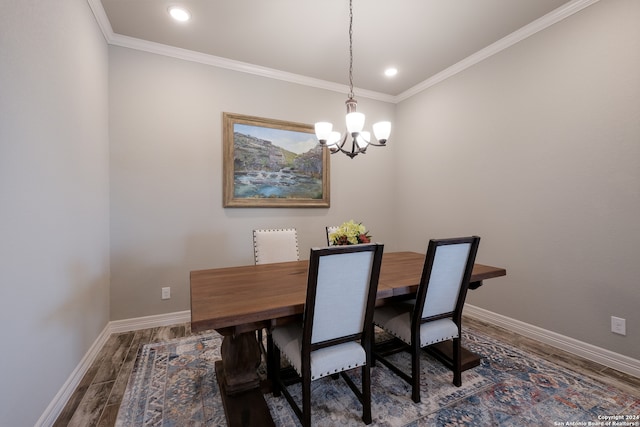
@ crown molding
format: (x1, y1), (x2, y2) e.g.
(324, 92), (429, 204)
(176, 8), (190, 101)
(395, 0), (601, 101)
(87, 0), (114, 41)
(88, 0), (599, 105)
(108, 33), (396, 104)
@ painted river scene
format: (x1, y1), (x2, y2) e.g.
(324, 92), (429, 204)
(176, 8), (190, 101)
(233, 124), (324, 199)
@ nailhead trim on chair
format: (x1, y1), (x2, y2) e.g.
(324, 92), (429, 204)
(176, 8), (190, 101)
(279, 352), (302, 377)
(374, 322), (458, 347)
(313, 362), (364, 380)
(279, 351), (365, 380)
(253, 228), (299, 264)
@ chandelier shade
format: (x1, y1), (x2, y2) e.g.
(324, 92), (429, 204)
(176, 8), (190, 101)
(314, 0), (391, 159)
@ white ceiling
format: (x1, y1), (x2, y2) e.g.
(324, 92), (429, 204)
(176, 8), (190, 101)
(97, 0), (584, 99)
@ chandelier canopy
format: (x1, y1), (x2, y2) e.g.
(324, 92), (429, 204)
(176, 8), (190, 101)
(314, 0), (391, 159)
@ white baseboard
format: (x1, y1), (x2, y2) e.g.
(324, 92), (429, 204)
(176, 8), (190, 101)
(108, 310), (192, 334)
(464, 304), (640, 378)
(36, 310), (192, 426)
(35, 324), (112, 427)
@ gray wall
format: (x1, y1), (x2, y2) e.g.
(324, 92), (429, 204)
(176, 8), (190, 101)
(108, 46), (397, 320)
(0, 1), (110, 426)
(395, 0), (639, 359)
(108, 0), (638, 359)
(2, 1), (638, 424)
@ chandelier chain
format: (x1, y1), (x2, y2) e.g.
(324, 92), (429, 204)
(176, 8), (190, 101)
(348, 0), (354, 99)
(313, 0), (390, 158)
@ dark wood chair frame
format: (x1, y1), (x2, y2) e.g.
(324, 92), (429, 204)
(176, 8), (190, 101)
(325, 225), (338, 246)
(271, 244), (384, 426)
(373, 236), (480, 403)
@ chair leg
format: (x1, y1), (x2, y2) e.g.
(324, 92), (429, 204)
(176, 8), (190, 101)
(370, 324), (377, 367)
(302, 372), (311, 427)
(272, 345), (281, 397)
(411, 343), (421, 403)
(452, 336), (462, 387)
(362, 365), (372, 424)
(266, 331), (274, 381)
(257, 328), (265, 352)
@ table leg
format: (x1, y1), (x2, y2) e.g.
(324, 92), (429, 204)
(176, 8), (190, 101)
(216, 331), (275, 427)
(220, 333), (261, 394)
(468, 280), (483, 290)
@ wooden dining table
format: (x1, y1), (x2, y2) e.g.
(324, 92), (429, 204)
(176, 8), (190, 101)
(190, 251), (506, 426)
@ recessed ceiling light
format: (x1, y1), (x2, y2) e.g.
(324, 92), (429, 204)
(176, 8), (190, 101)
(168, 6), (191, 22)
(384, 68), (398, 77)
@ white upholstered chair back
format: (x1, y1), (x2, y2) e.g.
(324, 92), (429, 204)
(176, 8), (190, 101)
(271, 243), (384, 426)
(310, 249), (375, 344)
(421, 242), (472, 319)
(325, 226), (339, 246)
(372, 236), (479, 403)
(253, 228), (299, 265)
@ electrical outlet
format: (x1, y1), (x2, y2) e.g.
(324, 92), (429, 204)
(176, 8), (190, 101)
(611, 316), (626, 336)
(161, 287), (171, 300)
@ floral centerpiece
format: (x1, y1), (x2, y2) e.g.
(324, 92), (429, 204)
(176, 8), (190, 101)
(330, 220), (371, 245)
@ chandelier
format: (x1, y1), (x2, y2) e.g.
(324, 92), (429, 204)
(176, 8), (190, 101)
(314, 0), (391, 159)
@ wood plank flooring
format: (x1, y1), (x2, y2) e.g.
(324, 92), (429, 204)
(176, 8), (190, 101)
(52, 324), (197, 427)
(53, 317), (640, 426)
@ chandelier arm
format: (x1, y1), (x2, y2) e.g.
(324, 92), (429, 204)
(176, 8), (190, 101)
(355, 132), (386, 147)
(328, 132), (349, 154)
(336, 132), (349, 150)
(330, 133), (366, 158)
(345, 138), (365, 158)
(365, 140), (387, 147)
(340, 143), (361, 158)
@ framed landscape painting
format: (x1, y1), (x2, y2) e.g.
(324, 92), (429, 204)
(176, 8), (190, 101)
(223, 112), (330, 208)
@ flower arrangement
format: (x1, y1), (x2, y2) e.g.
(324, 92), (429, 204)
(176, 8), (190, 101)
(330, 220), (372, 245)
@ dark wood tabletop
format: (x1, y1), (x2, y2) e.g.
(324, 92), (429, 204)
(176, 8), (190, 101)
(190, 251), (506, 333)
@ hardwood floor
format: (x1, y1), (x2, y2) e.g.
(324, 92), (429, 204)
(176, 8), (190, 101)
(53, 317), (640, 426)
(52, 324), (201, 427)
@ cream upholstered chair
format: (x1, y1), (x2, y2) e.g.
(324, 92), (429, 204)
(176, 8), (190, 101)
(325, 226), (339, 246)
(253, 228), (299, 265)
(252, 228), (300, 354)
(271, 244), (384, 426)
(373, 236), (480, 403)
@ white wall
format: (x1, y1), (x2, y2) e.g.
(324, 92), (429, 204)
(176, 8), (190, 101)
(395, 0), (639, 359)
(0, 1), (110, 426)
(108, 46), (397, 320)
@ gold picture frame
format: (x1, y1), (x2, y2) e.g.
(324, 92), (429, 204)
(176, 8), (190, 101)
(223, 112), (330, 208)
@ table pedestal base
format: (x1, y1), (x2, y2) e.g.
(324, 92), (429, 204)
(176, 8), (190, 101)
(220, 333), (262, 394)
(216, 332), (275, 427)
(215, 361), (275, 427)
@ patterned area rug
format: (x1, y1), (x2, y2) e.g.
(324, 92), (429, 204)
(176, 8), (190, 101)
(115, 326), (639, 426)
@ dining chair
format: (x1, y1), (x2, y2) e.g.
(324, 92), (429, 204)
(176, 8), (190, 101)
(373, 236), (480, 403)
(252, 228), (300, 362)
(253, 228), (300, 265)
(271, 243), (384, 426)
(325, 225), (339, 245)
